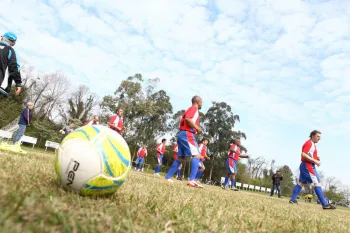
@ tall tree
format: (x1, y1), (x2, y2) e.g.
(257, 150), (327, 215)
(203, 101), (247, 182)
(59, 85), (97, 124)
(278, 165), (294, 196)
(100, 74), (173, 160)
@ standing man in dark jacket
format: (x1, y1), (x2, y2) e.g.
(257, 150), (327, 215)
(270, 170), (283, 198)
(13, 102), (34, 145)
(0, 31), (22, 97)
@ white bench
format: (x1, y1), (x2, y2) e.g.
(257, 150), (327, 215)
(0, 130), (13, 141)
(249, 184), (255, 191)
(236, 182), (242, 189)
(20, 135), (37, 148)
(255, 186), (261, 192)
(45, 141), (60, 151)
(242, 183), (249, 190)
(260, 187), (266, 192)
(266, 188), (271, 193)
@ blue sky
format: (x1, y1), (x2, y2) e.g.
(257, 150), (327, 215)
(1, 0), (350, 187)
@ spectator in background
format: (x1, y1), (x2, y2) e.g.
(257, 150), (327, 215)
(270, 170), (283, 198)
(13, 101), (34, 145)
(84, 115), (99, 125)
(59, 123), (74, 142)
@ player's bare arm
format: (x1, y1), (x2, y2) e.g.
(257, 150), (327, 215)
(301, 152), (320, 166)
(185, 118), (202, 134)
(239, 154), (249, 158)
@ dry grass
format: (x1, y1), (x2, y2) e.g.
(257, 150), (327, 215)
(1, 148), (350, 233)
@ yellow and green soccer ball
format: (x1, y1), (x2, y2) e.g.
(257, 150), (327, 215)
(55, 125), (131, 196)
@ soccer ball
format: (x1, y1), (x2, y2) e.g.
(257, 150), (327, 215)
(55, 125), (131, 196)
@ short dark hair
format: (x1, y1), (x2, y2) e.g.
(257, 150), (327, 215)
(162, 138), (166, 143)
(116, 107), (122, 112)
(191, 95), (201, 103)
(201, 138), (209, 143)
(309, 130), (321, 138)
(232, 138), (240, 144)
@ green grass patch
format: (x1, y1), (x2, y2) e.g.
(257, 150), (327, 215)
(1, 149), (350, 233)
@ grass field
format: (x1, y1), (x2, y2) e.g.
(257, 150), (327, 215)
(1, 148), (350, 233)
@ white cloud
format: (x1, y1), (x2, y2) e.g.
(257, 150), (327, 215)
(1, 0), (350, 185)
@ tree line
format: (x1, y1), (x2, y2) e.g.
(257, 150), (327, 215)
(1, 61), (348, 201)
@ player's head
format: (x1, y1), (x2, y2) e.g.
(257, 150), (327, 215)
(276, 170), (280, 174)
(116, 107), (123, 116)
(161, 138), (166, 144)
(201, 138), (209, 145)
(27, 101), (34, 110)
(309, 130), (321, 143)
(93, 115), (99, 121)
(233, 138), (241, 146)
(191, 95), (202, 110)
(1, 32), (17, 46)
(143, 145), (147, 148)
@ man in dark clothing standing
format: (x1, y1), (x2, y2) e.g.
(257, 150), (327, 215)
(13, 102), (34, 144)
(0, 31), (22, 97)
(270, 170), (283, 198)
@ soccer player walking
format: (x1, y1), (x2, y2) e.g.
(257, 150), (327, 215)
(154, 139), (167, 176)
(289, 130), (336, 210)
(165, 96), (203, 188)
(84, 115), (99, 125)
(195, 138), (210, 184)
(173, 143), (183, 180)
(108, 108), (125, 134)
(222, 138), (249, 191)
(134, 145), (147, 171)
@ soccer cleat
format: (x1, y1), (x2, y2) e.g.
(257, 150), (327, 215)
(166, 179), (174, 183)
(230, 188), (239, 191)
(137, 169), (141, 172)
(186, 181), (199, 188)
(289, 200), (298, 204)
(322, 204), (336, 210)
(221, 185), (226, 190)
(154, 173), (161, 176)
(194, 179), (201, 185)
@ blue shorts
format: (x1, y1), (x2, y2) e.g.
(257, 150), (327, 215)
(299, 162), (320, 184)
(226, 158), (237, 174)
(155, 154), (163, 164)
(177, 130), (200, 158)
(198, 160), (205, 168)
(136, 157), (145, 165)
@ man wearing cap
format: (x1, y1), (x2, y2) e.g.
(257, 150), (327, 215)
(270, 170), (283, 198)
(0, 31), (22, 97)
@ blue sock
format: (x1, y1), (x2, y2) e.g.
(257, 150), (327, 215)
(138, 165), (141, 170)
(165, 160), (181, 179)
(290, 184), (302, 201)
(198, 170), (203, 179)
(223, 176), (229, 187)
(314, 186), (327, 206)
(195, 170), (200, 179)
(154, 165), (160, 173)
(230, 178), (235, 188)
(189, 158), (200, 181)
(177, 169), (181, 178)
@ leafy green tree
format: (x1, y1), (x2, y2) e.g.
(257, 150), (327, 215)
(100, 74), (173, 164)
(203, 101), (247, 182)
(279, 165), (294, 196)
(0, 87), (27, 128)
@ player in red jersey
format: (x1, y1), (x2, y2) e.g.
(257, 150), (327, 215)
(134, 145), (147, 171)
(173, 143), (183, 180)
(289, 130), (335, 209)
(108, 108), (125, 134)
(165, 96), (203, 188)
(154, 138), (167, 176)
(194, 138), (210, 184)
(84, 115), (99, 126)
(221, 138), (249, 191)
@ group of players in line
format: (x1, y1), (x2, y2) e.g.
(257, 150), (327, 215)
(105, 95), (335, 210)
(129, 95), (336, 210)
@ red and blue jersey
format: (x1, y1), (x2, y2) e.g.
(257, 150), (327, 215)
(227, 144), (240, 161)
(198, 143), (207, 161)
(109, 115), (123, 134)
(173, 144), (178, 160)
(137, 148), (147, 158)
(156, 143), (165, 157)
(84, 120), (99, 126)
(179, 106), (200, 134)
(301, 139), (319, 163)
